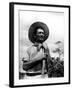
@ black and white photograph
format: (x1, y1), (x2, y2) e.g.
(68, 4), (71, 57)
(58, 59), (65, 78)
(19, 10), (64, 79)
(9, 2), (70, 87)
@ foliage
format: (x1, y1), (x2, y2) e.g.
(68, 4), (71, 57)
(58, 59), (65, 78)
(53, 41), (64, 59)
(48, 57), (64, 77)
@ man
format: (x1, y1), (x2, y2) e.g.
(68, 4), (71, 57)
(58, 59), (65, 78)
(22, 22), (51, 77)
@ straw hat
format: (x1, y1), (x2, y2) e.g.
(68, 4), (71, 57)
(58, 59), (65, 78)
(28, 22), (49, 43)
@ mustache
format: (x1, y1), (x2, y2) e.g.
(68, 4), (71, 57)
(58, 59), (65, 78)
(38, 35), (44, 38)
(34, 35), (45, 40)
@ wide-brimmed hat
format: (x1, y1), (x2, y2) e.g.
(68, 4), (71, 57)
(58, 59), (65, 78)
(28, 22), (49, 43)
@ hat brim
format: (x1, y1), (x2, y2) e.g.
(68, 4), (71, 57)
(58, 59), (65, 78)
(28, 22), (49, 43)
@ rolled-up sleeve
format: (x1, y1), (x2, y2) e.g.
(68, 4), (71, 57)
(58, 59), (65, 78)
(22, 49), (30, 62)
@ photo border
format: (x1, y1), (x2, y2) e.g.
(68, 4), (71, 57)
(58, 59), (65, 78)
(9, 2), (70, 87)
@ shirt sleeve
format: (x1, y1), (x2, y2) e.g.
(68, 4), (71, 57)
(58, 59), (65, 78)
(22, 48), (30, 62)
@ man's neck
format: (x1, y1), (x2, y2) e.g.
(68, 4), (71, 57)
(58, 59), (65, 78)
(34, 42), (43, 45)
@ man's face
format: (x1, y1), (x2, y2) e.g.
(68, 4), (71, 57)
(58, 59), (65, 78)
(36, 28), (44, 43)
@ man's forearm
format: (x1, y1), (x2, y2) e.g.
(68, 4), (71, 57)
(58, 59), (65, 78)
(23, 58), (44, 71)
(24, 58), (43, 65)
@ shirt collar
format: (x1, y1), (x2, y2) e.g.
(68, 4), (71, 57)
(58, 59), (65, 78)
(34, 42), (43, 47)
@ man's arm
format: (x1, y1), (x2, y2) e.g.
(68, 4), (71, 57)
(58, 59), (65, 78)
(22, 46), (46, 71)
(23, 51), (46, 65)
(22, 58), (46, 71)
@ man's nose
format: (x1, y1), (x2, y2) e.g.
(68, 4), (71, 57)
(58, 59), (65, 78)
(40, 33), (44, 36)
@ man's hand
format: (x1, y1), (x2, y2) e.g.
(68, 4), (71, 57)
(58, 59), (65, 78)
(43, 43), (48, 50)
(38, 51), (46, 60)
(31, 49), (46, 61)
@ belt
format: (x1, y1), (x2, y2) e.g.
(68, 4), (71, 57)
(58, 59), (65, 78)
(26, 71), (47, 76)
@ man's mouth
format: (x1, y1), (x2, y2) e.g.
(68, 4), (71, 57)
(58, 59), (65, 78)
(38, 36), (44, 41)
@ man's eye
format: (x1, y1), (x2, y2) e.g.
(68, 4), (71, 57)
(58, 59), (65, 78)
(39, 32), (44, 34)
